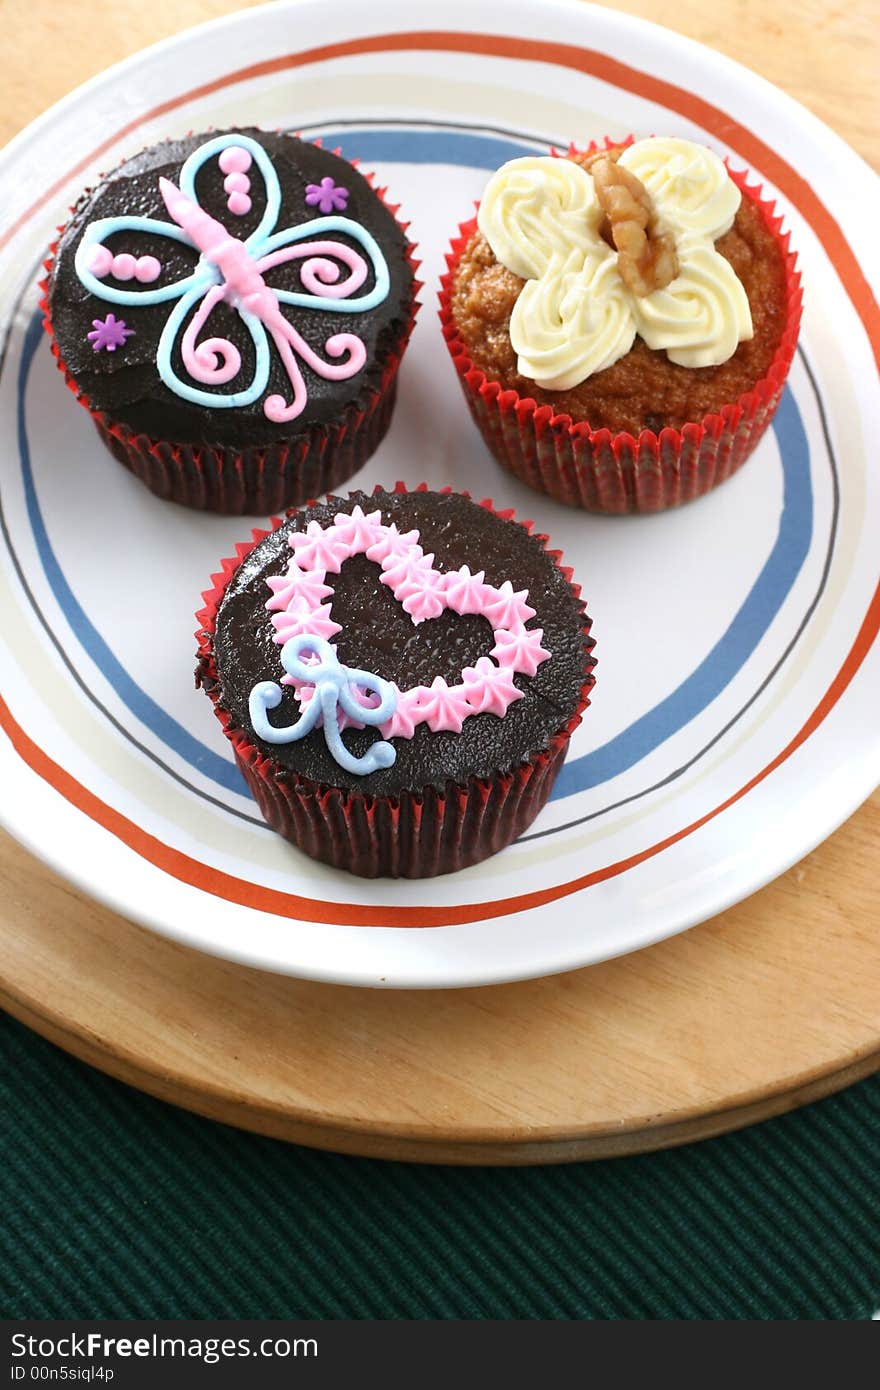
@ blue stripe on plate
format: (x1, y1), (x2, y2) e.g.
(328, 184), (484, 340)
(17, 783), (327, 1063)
(18, 314), (246, 794)
(318, 129), (542, 169)
(554, 387), (811, 797)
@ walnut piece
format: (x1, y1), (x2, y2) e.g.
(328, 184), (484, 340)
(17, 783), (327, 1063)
(590, 153), (678, 297)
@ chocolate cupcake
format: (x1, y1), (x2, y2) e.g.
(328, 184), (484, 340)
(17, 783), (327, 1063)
(441, 137), (801, 512)
(196, 486), (596, 878)
(43, 129), (418, 513)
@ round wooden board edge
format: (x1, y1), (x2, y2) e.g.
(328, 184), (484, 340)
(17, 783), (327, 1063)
(4, 974), (879, 1166)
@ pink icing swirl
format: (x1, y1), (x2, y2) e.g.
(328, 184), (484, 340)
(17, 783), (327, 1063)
(288, 519), (354, 574)
(257, 240), (368, 300)
(265, 566), (333, 613)
(273, 601), (341, 647)
(461, 659), (522, 717)
(181, 283), (242, 385)
(490, 626), (551, 679)
(365, 523), (421, 566)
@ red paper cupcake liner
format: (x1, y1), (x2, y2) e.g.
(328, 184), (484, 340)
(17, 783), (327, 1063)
(195, 483), (597, 879)
(439, 141), (803, 514)
(40, 145), (421, 515)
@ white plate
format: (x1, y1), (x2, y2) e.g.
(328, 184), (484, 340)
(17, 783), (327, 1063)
(0, 0), (878, 989)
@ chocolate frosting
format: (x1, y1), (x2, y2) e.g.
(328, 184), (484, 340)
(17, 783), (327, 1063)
(202, 490), (594, 797)
(47, 129), (414, 447)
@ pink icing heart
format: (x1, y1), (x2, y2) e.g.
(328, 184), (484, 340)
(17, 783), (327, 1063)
(264, 506), (551, 740)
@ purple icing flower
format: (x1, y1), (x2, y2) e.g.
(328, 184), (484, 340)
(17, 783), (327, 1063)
(304, 177), (349, 214)
(87, 313), (134, 352)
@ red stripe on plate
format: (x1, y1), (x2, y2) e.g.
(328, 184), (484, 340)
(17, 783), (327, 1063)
(2, 29), (879, 926)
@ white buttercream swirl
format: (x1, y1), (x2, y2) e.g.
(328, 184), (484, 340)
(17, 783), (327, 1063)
(477, 155), (603, 279)
(511, 248), (636, 389)
(476, 138), (754, 387)
(632, 241), (753, 368)
(617, 138), (740, 241)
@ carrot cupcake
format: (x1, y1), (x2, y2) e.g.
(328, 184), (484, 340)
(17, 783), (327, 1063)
(441, 137), (801, 512)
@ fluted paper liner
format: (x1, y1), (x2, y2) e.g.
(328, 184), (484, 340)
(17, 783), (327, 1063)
(195, 483), (596, 879)
(439, 144), (802, 513)
(41, 145), (420, 514)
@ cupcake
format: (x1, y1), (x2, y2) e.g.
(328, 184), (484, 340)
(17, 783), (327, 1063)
(441, 137), (801, 512)
(196, 485), (596, 878)
(43, 128), (418, 513)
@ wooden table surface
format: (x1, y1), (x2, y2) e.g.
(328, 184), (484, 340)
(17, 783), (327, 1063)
(1, 0), (878, 1163)
(5, 0), (879, 166)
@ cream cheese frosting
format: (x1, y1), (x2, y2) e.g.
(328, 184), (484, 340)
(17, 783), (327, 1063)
(476, 137), (754, 389)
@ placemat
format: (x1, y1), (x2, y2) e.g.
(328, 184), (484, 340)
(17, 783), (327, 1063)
(2, 1013), (878, 1319)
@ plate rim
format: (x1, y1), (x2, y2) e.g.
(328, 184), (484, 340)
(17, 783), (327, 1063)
(0, 0), (878, 988)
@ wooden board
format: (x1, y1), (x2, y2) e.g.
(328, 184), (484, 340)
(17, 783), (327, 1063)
(2, 791), (879, 1165)
(1, 0), (879, 1164)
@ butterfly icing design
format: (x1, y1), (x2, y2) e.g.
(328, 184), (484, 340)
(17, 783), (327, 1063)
(73, 133), (391, 422)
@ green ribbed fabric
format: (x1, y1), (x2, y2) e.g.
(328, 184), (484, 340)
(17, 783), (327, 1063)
(1, 1013), (878, 1319)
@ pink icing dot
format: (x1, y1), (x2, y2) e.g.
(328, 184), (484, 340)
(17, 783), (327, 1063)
(87, 244), (113, 277)
(134, 255), (161, 283)
(223, 171), (250, 194)
(227, 191), (252, 217)
(219, 146), (252, 174)
(111, 253), (137, 281)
